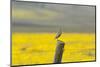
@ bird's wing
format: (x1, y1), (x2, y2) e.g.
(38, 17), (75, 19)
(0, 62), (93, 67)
(55, 27), (62, 39)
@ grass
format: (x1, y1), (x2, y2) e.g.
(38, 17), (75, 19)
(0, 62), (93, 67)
(12, 33), (95, 66)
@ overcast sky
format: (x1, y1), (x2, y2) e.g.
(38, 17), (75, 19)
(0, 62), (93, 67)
(12, 1), (95, 33)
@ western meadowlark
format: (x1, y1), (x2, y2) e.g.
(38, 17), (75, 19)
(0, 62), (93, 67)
(55, 27), (62, 39)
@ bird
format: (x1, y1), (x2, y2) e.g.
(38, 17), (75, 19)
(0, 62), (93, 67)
(55, 27), (62, 40)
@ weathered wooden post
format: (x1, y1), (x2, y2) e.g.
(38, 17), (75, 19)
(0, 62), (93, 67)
(54, 40), (65, 64)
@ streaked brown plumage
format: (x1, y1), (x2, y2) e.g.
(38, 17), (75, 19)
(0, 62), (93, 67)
(55, 28), (62, 39)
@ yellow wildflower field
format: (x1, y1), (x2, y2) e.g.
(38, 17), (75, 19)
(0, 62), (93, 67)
(12, 33), (95, 65)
